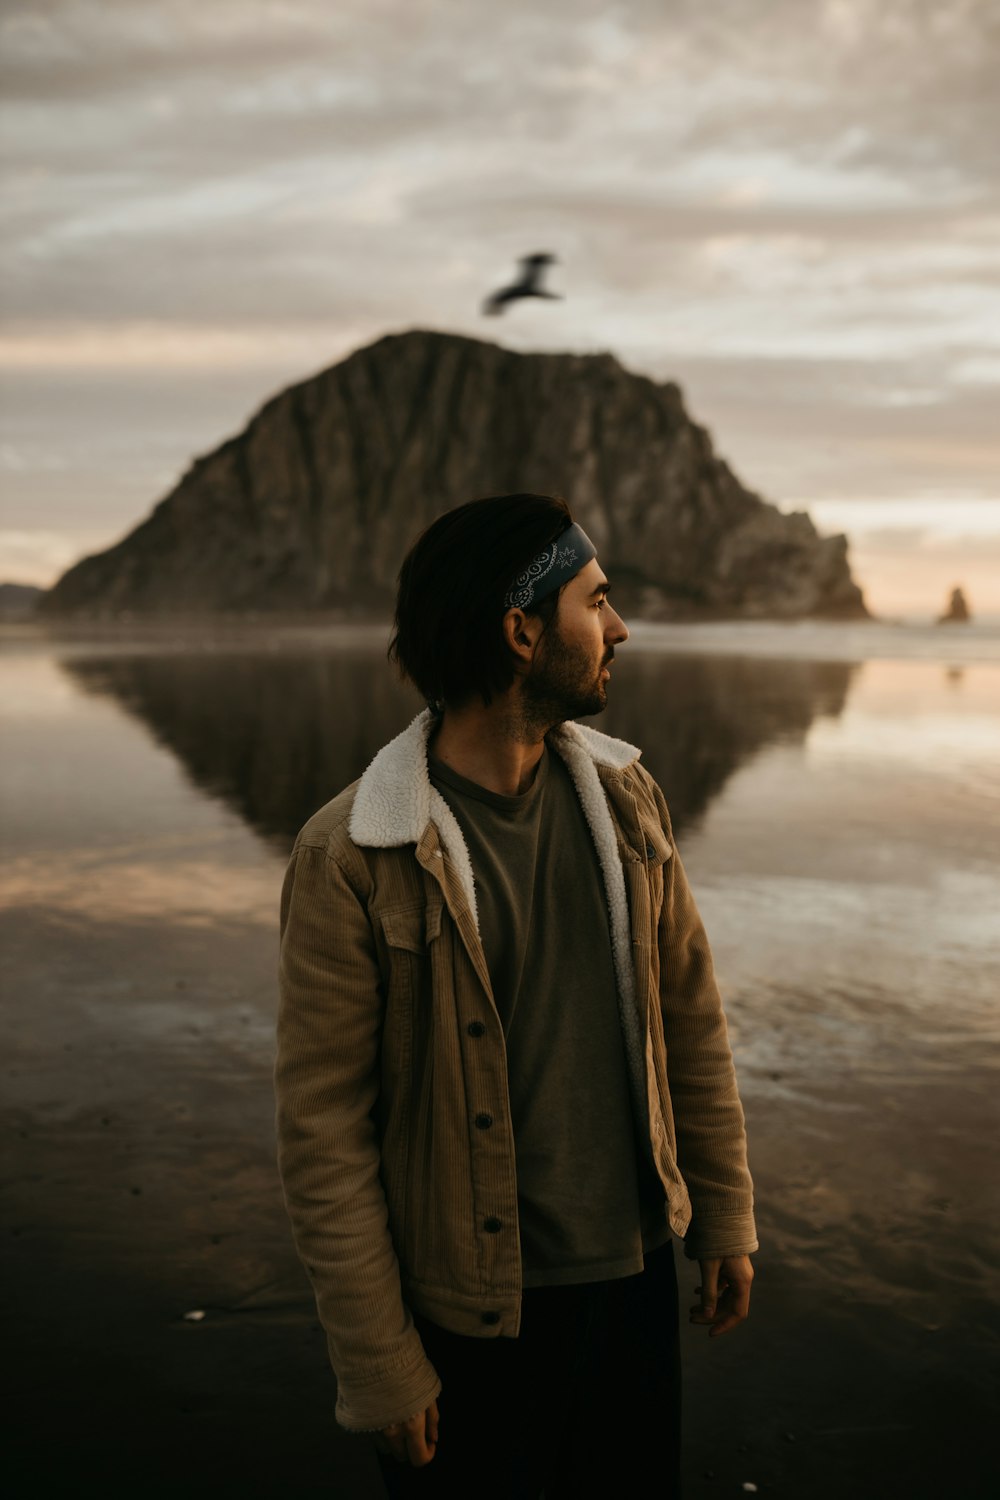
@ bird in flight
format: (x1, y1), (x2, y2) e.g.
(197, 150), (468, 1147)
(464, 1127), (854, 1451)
(482, 253), (562, 315)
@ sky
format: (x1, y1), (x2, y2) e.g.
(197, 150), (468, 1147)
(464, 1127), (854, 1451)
(2, 0), (999, 619)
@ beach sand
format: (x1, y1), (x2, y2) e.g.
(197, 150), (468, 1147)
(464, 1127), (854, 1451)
(3, 628), (998, 1497)
(3, 903), (994, 1498)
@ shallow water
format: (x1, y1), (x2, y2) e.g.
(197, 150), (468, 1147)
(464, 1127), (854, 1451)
(2, 623), (998, 1496)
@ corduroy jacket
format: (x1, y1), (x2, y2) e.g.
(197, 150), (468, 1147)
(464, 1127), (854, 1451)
(274, 708), (757, 1432)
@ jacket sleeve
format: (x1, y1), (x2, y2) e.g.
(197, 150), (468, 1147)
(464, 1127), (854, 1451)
(274, 836), (441, 1431)
(648, 779), (759, 1262)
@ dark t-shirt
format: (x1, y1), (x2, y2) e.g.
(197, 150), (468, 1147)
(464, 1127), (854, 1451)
(428, 741), (670, 1286)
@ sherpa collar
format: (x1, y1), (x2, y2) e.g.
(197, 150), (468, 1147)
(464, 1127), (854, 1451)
(348, 707), (641, 854)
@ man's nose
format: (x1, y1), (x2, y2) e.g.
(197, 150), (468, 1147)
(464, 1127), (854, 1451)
(606, 605), (629, 644)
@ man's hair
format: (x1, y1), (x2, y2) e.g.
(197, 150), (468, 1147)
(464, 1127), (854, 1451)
(388, 492), (574, 707)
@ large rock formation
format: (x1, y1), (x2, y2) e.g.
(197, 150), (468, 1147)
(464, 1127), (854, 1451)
(937, 586), (971, 624)
(41, 329), (868, 620)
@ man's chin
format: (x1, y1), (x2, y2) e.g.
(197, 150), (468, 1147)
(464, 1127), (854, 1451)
(571, 688), (608, 719)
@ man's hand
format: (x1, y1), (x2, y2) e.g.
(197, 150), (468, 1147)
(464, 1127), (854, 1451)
(689, 1255), (754, 1338)
(374, 1399), (440, 1467)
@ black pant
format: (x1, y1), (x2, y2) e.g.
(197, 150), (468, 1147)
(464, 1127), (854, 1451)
(377, 1239), (681, 1499)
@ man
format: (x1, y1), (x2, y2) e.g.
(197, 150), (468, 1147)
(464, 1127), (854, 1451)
(274, 493), (757, 1498)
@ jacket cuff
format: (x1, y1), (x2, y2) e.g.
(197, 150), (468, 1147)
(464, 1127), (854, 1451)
(682, 1208), (759, 1261)
(334, 1343), (442, 1434)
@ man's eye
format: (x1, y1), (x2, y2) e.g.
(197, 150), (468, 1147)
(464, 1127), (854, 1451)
(595, 598), (607, 610)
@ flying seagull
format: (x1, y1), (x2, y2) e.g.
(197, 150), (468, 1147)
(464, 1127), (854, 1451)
(482, 253), (562, 315)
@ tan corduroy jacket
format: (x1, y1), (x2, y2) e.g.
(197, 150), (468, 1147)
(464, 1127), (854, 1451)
(274, 708), (757, 1432)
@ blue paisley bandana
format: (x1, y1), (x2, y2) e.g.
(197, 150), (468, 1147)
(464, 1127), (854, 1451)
(502, 522), (597, 611)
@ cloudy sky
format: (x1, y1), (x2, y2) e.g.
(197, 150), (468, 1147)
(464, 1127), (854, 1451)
(3, 0), (999, 617)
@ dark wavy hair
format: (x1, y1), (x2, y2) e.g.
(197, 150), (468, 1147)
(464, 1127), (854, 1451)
(388, 493), (574, 707)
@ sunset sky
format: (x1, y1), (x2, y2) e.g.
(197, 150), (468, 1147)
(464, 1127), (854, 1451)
(3, 0), (998, 618)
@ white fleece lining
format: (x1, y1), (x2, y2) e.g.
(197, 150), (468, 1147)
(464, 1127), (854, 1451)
(427, 786), (480, 930)
(349, 709), (483, 928)
(349, 709), (648, 1101)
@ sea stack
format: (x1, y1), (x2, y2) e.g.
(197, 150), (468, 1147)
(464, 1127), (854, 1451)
(937, 586), (972, 624)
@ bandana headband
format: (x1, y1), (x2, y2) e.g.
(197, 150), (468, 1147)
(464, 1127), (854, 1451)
(502, 522), (597, 611)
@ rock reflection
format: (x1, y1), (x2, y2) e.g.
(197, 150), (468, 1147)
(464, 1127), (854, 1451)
(60, 648), (855, 848)
(602, 654), (856, 830)
(61, 647), (417, 851)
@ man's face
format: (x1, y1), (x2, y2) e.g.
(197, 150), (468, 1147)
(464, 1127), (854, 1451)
(522, 557), (629, 722)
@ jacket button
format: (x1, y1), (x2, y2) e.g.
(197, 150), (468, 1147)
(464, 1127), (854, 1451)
(474, 1112), (493, 1130)
(483, 1216), (503, 1233)
(646, 843), (657, 859)
(467, 1021), (486, 1037)
(481, 1311), (500, 1326)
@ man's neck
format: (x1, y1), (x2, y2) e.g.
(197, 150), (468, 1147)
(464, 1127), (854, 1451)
(429, 696), (556, 796)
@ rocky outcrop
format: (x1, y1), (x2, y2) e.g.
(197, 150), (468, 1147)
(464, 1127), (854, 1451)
(0, 582), (43, 619)
(937, 586), (971, 624)
(41, 329), (869, 620)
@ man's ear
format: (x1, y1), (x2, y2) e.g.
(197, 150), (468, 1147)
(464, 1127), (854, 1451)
(502, 608), (544, 664)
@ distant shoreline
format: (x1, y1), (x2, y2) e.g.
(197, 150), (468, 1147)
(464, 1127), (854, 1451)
(2, 615), (999, 666)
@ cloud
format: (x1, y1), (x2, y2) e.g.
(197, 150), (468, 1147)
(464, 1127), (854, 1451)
(5, 0), (997, 353)
(0, 527), (90, 583)
(656, 351), (1000, 507)
(1, 0), (998, 581)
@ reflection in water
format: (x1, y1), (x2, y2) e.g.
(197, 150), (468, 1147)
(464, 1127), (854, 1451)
(60, 648), (855, 847)
(601, 653), (855, 831)
(61, 649), (418, 850)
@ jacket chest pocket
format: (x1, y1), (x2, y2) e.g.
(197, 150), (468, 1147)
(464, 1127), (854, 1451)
(375, 905), (442, 1249)
(379, 902), (443, 1003)
(376, 902), (444, 1115)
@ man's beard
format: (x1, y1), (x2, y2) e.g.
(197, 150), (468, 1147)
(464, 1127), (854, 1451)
(520, 623), (610, 732)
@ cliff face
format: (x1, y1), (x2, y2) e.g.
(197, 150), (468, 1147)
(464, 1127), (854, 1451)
(42, 329), (868, 620)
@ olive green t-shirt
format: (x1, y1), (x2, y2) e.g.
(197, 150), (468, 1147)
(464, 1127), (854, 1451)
(428, 741), (670, 1287)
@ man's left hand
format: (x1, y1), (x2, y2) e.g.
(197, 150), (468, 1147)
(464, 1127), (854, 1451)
(689, 1255), (754, 1338)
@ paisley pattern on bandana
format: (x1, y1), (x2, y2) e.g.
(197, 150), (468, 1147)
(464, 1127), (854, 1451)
(504, 543), (559, 610)
(502, 522), (597, 611)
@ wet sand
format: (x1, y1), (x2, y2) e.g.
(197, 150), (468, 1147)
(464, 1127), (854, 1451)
(4, 906), (995, 1498)
(3, 629), (998, 1497)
